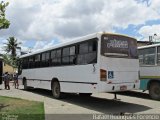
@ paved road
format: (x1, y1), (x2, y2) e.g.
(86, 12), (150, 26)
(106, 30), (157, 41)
(0, 84), (160, 120)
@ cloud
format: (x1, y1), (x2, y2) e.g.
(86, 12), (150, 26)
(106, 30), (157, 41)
(138, 24), (160, 41)
(149, 0), (160, 13)
(0, 0), (160, 50)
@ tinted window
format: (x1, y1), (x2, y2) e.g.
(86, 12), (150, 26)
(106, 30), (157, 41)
(35, 54), (41, 68)
(46, 52), (50, 60)
(63, 47), (70, 56)
(89, 41), (97, 52)
(42, 53), (46, 61)
(57, 49), (61, 57)
(79, 42), (88, 54)
(22, 58), (28, 69)
(35, 54), (40, 61)
(51, 50), (56, 58)
(28, 56), (35, 68)
(41, 52), (50, 67)
(101, 35), (138, 59)
(62, 46), (76, 65)
(139, 47), (155, 65)
(77, 39), (97, 65)
(70, 46), (75, 55)
(158, 47), (160, 65)
(51, 49), (61, 66)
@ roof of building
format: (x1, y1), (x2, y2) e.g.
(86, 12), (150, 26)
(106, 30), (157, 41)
(138, 43), (160, 49)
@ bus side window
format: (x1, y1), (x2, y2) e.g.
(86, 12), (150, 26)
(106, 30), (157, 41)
(140, 47), (155, 65)
(46, 52), (50, 67)
(157, 47), (160, 65)
(61, 46), (76, 66)
(28, 56), (34, 68)
(88, 40), (97, 64)
(56, 49), (62, 66)
(51, 50), (56, 66)
(62, 47), (70, 65)
(77, 42), (88, 64)
(41, 52), (50, 67)
(69, 46), (76, 65)
(77, 39), (97, 65)
(22, 58), (28, 69)
(51, 49), (62, 66)
(35, 54), (41, 68)
(41, 53), (46, 67)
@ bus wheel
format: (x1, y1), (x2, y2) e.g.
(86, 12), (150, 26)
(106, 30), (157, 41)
(149, 82), (160, 100)
(79, 93), (92, 97)
(52, 81), (63, 99)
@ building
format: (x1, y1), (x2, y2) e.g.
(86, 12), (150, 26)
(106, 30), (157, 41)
(0, 54), (16, 73)
(137, 41), (153, 47)
(0, 54), (16, 84)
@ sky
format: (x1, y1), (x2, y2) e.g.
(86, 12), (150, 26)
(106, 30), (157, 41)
(0, 0), (160, 53)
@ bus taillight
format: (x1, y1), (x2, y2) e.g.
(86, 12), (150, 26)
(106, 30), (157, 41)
(100, 69), (107, 81)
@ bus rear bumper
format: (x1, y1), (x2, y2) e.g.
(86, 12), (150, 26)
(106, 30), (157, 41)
(97, 82), (140, 93)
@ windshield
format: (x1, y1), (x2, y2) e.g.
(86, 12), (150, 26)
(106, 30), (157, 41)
(101, 34), (138, 59)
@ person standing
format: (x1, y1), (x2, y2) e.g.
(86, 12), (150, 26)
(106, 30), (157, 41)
(13, 73), (19, 89)
(4, 72), (10, 90)
(3, 72), (8, 89)
(6, 73), (10, 90)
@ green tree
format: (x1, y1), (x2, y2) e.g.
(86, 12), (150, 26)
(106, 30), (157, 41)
(0, 1), (10, 29)
(2, 54), (12, 66)
(3, 37), (21, 68)
(4, 37), (21, 57)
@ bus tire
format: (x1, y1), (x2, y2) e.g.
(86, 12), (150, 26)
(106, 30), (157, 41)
(51, 81), (64, 99)
(149, 82), (160, 100)
(79, 93), (92, 97)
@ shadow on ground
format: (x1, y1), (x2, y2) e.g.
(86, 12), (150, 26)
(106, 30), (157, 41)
(22, 89), (152, 114)
(0, 104), (10, 111)
(114, 91), (151, 100)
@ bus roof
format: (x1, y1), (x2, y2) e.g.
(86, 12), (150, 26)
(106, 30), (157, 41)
(138, 43), (160, 49)
(20, 32), (136, 58)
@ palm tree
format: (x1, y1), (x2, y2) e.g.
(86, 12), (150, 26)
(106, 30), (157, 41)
(4, 37), (21, 57)
(2, 54), (12, 66)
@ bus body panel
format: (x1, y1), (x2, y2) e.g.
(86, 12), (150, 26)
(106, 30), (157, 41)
(140, 66), (160, 90)
(21, 64), (100, 93)
(140, 79), (150, 90)
(100, 57), (139, 83)
(140, 66), (160, 77)
(96, 82), (139, 92)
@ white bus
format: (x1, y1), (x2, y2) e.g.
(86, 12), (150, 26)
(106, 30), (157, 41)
(18, 32), (140, 99)
(138, 44), (160, 100)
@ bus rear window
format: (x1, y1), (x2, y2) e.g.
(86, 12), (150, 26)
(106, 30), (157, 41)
(101, 35), (138, 59)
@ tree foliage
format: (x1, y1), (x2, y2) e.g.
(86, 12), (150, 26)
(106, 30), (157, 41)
(0, 1), (10, 29)
(3, 37), (21, 68)
(4, 37), (21, 57)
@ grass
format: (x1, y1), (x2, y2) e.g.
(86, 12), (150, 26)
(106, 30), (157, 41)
(0, 96), (45, 120)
